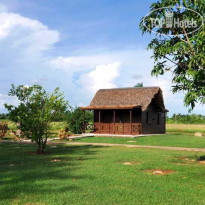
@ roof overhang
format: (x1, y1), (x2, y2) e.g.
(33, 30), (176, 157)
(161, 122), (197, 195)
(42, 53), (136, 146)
(80, 105), (141, 110)
(165, 109), (169, 112)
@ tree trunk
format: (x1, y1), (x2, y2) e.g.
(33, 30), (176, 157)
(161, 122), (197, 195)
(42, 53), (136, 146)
(37, 148), (44, 154)
(37, 138), (45, 154)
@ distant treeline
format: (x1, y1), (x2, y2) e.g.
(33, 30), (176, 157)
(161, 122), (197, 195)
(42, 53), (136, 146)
(0, 113), (9, 120)
(1, 112), (204, 124)
(167, 114), (205, 124)
(0, 112), (69, 122)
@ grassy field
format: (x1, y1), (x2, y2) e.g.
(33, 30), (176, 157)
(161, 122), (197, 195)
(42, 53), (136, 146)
(0, 120), (67, 138)
(0, 120), (67, 131)
(1, 142), (205, 205)
(167, 124), (205, 134)
(73, 133), (205, 148)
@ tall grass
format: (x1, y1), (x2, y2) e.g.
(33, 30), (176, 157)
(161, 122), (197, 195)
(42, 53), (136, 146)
(49, 122), (67, 130)
(0, 120), (17, 130)
(167, 124), (205, 134)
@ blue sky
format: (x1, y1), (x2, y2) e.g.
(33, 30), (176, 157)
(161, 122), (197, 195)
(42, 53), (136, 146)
(0, 0), (204, 116)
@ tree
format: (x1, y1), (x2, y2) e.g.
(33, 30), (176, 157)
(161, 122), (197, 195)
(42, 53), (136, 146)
(5, 85), (68, 154)
(134, 82), (143, 87)
(67, 107), (93, 134)
(0, 113), (9, 120)
(140, 0), (205, 110)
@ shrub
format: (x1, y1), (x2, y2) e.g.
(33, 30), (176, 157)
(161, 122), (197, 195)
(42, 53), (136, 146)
(0, 123), (8, 139)
(67, 107), (93, 134)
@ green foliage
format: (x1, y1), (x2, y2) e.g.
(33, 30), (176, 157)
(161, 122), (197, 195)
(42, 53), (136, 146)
(134, 82), (143, 87)
(67, 107), (93, 134)
(140, 0), (205, 110)
(0, 113), (9, 120)
(167, 113), (205, 124)
(5, 84), (68, 153)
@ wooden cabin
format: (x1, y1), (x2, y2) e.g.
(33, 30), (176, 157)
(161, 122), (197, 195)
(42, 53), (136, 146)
(81, 87), (168, 135)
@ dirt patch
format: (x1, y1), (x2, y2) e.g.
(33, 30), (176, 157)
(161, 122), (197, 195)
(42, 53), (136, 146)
(50, 158), (62, 162)
(122, 161), (140, 165)
(25, 203), (46, 205)
(177, 157), (196, 163)
(8, 163), (16, 167)
(173, 162), (189, 166)
(126, 141), (136, 143)
(184, 158), (195, 162)
(177, 156), (205, 165)
(146, 169), (176, 175)
(50, 146), (57, 149)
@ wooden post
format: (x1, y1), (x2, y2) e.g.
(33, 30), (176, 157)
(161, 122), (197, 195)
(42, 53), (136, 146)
(93, 110), (94, 133)
(113, 110), (115, 134)
(83, 110), (85, 133)
(99, 110), (101, 134)
(164, 112), (166, 134)
(130, 109), (132, 135)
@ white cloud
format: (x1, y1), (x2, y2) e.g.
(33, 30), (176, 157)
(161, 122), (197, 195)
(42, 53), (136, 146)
(0, 9), (59, 54)
(0, 4), (60, 112)
(48, 50), (205, 115)
(49, 55), (116, 73)
(78, 62), (121, 93)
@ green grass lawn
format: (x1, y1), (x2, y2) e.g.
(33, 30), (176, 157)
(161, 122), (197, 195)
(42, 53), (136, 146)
(72, 133), (205, 148)
(1, 142), (205, 205)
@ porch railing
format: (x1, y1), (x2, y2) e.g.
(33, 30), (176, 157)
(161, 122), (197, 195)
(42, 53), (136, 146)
(93, 122), (141, 135)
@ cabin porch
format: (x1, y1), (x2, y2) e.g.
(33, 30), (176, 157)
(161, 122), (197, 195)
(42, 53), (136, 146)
(92, 108), (142, 135)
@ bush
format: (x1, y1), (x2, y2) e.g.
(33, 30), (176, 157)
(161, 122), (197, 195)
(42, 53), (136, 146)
(67, 108), (93, 134)
(0, 113), (9, 120)
(0, 123), (8, 139)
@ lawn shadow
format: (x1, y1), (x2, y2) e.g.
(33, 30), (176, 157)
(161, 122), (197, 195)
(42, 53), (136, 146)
(0, 143), (105, 201)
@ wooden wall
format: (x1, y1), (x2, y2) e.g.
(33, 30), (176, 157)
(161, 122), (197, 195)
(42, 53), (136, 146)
(93, 104), (166, 135)
(93, 109), (142, 135)
(141, 100), (165, 134)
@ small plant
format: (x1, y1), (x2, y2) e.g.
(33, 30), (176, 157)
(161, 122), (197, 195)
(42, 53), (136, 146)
(58, 127), (70, 140)
(0, 123), (8, 139)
